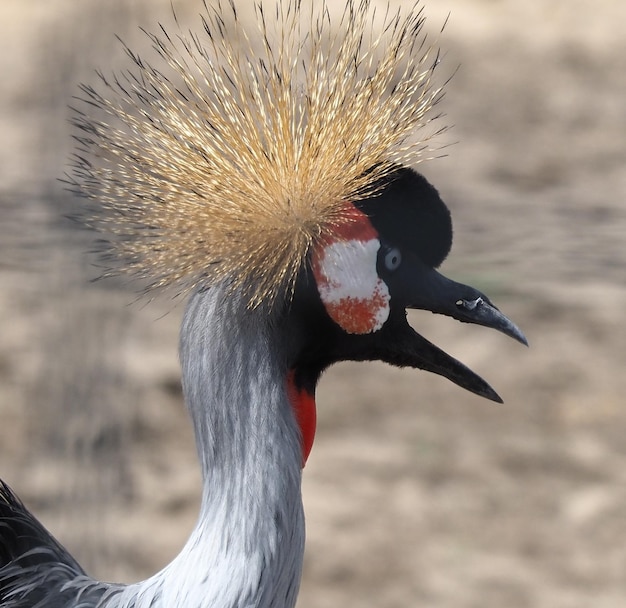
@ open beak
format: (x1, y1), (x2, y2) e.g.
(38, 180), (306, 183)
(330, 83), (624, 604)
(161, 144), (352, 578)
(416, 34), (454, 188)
(379, 258), (527, 402)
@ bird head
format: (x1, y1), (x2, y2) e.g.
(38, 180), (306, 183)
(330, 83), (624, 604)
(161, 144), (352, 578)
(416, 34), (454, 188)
(67, 1), (526, 452)
(287, 166), (526, 406)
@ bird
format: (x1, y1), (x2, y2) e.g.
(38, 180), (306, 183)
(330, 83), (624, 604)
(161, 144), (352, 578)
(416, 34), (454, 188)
(0, 1), (527, 607)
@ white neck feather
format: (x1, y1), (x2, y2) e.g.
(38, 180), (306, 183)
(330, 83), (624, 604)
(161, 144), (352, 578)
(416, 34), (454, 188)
(113, 287), (305, 608)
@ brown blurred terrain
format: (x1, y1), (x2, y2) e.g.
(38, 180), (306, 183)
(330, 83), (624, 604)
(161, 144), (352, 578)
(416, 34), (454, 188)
(1, 1), (625, 606)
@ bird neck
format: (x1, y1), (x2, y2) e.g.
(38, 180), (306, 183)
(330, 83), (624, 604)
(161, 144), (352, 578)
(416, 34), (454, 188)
(139, 287), (305, 608)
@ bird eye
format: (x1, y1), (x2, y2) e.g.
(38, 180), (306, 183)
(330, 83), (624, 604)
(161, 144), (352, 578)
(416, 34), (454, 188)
(384, 247), (402, 272)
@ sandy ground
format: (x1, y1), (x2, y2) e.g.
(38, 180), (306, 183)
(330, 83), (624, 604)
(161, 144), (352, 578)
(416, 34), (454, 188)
(1, 1), (625, 606)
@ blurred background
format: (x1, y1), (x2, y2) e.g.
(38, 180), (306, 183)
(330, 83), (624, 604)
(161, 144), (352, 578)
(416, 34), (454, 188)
(1, 0), (625, 606)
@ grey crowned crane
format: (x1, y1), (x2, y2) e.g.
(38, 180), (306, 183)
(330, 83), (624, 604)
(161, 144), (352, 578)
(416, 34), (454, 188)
(0, 1), (526, 607)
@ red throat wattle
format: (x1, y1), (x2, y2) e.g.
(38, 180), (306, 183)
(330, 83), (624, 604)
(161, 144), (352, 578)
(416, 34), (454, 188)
(286, 370), (317, 466)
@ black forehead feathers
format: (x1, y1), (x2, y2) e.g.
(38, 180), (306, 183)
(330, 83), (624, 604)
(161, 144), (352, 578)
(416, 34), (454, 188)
(355, 166), (452, 269)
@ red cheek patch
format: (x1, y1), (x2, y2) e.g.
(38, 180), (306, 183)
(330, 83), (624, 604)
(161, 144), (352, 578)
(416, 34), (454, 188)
(321, 285), (390, 335)
(312, 204), (390, 334)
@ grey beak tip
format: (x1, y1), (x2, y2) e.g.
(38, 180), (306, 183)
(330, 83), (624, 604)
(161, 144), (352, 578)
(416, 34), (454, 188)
(484, 387), (504, 404)
(513, 329), (529, 348)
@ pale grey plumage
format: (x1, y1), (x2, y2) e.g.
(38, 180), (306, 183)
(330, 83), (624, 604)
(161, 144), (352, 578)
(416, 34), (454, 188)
(1, 285), (305, 608)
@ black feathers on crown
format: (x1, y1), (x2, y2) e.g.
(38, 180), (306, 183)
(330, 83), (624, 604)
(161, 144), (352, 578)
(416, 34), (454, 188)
(356, 167), (452, 269)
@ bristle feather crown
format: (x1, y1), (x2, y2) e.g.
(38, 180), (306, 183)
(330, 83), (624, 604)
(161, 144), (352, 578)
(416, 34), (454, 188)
(69, 0), (446, 307)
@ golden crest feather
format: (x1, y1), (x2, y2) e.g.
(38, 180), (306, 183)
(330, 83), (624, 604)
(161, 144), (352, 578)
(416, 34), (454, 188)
(69, 0), (446, 307)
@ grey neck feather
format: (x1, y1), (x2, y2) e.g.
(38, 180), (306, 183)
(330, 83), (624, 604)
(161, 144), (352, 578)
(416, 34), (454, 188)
(0, 285), (305, 608)
(112, 286), (305, 608)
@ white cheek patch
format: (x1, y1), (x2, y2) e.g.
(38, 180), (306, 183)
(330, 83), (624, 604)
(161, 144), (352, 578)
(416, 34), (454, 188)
(313, 238), (391, 334)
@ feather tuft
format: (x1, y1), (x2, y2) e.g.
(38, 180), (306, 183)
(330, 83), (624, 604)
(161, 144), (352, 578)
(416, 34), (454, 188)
(67, 0), (447, 307)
